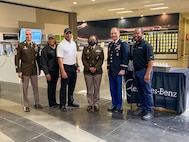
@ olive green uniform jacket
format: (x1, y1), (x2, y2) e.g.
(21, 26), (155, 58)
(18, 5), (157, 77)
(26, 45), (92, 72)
(15, 41), (40, 76)
(82, 45), (104, 75)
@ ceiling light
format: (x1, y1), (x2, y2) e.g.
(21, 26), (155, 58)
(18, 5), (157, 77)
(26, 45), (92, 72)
(121, 17), (124, 19)
(73, 2), (77, 4)
(144, 3), (164, 7)
(91, 0), (95, 1)
(150, 7), (168, 10)
(141, 15), (144, 17)
(163, 13), (166, 15)
(116, 11), (133, 14)
(108, 8), (125, 11)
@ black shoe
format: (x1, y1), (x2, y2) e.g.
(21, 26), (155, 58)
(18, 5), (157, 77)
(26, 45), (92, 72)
(60, 106), (67, 112)
(94, 106), (99, 112)
(68, 103), (79, 107)
(107, 106), (116, 112)
(50, 104), (58, 108)
(51, 105), (57, 108)
(142, 113), (153, 121)
(58, 105), (63, 109)
(52, 103), (59, 108)
(86, 106), (93, 111)
(116, 108), (123, 113)
(133, 108), (144, 116)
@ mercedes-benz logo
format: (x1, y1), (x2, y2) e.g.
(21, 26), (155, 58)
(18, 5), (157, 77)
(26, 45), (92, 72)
(125, 78), (138, 97)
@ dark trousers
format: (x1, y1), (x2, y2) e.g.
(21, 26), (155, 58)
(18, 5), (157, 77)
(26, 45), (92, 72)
(47, 71), (59, 107)
(60, 64), (77, 106)
(135, 69), (154, 113)
(108, 75), (123, 109)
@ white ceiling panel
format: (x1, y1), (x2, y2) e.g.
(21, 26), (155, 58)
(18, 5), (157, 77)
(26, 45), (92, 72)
(1, 0), (189, 21)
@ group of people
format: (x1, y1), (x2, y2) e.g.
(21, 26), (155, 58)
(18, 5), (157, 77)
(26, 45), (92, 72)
(15, 27), (154, 121)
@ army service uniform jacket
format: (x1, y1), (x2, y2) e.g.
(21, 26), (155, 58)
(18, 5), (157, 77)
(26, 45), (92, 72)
(82, 45), (104, 75)
(107, 39), (130, 76)
(15, 41), (40, 76)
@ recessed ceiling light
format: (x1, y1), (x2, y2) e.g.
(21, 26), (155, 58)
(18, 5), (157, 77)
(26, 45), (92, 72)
(108, 8), (125, 11)
(116, 11), (133, 14)
(150, 7), (168, 10)
(144, 3), (164, 7)
(73, 2), (77, 4)
(162, 13), (166, 15)
(141, 15), (144, 17)
(91, 0), (95, 2)
(121, 17), (124, 19)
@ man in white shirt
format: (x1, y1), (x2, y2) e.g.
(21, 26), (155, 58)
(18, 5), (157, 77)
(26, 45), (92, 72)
(57, 28), (80, 112)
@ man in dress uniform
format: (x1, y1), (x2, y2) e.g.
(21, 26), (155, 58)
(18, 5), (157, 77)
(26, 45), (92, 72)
(107, 27), (130, 113)
(15, 29), (43, 112)
(82, 35), (104, 112)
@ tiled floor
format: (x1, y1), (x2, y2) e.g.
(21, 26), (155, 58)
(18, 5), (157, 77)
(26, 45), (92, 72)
(0, 57), (189, 142)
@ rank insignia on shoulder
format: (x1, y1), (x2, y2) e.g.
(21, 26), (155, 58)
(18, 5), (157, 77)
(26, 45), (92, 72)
(14, 49), (17, 55)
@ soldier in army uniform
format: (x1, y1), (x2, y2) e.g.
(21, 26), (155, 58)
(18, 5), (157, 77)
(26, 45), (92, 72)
(15, 29), (43, 112)
(82, 35), (104, 112)
(107, 27), (130, 113)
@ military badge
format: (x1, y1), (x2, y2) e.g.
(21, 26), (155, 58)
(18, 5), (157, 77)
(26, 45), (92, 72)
(23, 46), (27, 49)
(95, 50), (101, 53)
(115, 44), (120, 50)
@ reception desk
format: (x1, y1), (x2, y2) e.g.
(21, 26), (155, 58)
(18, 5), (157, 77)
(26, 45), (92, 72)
(126, 69), (189, 114)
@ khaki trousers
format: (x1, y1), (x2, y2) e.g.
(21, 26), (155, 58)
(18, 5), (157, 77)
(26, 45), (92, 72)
(22, 75), (40, 107)
(84, 74), (102, 106)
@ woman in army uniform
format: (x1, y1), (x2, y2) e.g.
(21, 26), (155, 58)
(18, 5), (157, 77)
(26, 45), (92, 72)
(82, 35), (104, 112)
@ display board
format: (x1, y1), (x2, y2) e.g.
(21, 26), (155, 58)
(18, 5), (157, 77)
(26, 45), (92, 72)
(120, 30), (178, 59)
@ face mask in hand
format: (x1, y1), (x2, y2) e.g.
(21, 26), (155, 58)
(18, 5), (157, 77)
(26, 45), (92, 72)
(89, 41), (96, 46)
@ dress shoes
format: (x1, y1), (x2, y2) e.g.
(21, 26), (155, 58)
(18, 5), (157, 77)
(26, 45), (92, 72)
(68, 103), (79, 107)
(94, 106), (99, 112)
(24, 106), (30, 112)
(142, 113), (154, 121)
(107, 106), (116, 112)
(34, 104), (43, 109)
(116, 108), (123, 113)
(86, 106), (93, 111)
(60, 106), (67, 112)
(50, 103), (59, 108)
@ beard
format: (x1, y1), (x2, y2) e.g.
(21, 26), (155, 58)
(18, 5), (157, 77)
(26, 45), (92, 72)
(134, 36), (142, 42)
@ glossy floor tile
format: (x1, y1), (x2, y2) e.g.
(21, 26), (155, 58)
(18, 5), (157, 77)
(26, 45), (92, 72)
(0, 58), (189, 142)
